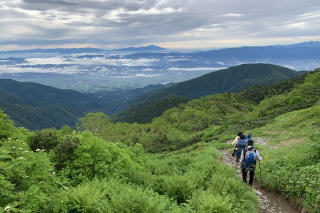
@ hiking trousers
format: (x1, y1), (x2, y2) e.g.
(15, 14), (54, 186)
(241, 167), (255, 185)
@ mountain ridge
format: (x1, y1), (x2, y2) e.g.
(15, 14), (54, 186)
(113, 63), (304, 123)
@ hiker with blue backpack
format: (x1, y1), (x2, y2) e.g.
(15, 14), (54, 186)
(244, 133), (252, 143)
(240, 139), (262, 185)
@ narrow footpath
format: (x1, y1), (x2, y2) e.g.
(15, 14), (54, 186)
(220, 138), (301, 213)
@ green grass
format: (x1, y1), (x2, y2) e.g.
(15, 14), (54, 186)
(248, 103), (320, 212)
(251, 103), (320, 146)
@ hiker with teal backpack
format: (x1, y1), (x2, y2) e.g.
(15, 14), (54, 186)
(233, 134), (247, 167)
(240, 139), (262, 185)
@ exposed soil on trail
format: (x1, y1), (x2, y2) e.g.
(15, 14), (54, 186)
(255, 137), (278, 149)
(221, 139), (301, 213)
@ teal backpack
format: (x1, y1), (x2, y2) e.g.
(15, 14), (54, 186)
(235, 139), (246, 157)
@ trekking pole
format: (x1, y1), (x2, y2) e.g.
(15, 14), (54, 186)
(258, 160), (262, 186)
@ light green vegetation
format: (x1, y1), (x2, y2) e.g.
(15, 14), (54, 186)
(1, 69), (319, 212)
(0, 110), (258, 212)
(248, 104), (320, 212)
(251, 102), (320, 145)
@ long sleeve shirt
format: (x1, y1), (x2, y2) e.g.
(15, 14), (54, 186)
(231, 136), (240, 145)
(240, 148), (262, 164)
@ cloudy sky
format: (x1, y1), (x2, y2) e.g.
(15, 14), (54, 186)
(1, 0), (320, 50)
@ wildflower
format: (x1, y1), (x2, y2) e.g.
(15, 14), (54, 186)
(36, 149), (41, 152)
(19, 148), (23, 150)
(42, 149), (45, 152)
(53, 172), (56, 175)
(12, 146), (16, 149)
(25, 151), (29, 153)
(4, 206), (10, 211)
(18, 157), (24, 160)
(8, 138), (12, 140)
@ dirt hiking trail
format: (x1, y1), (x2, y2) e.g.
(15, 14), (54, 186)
(221, 138), (301, 213)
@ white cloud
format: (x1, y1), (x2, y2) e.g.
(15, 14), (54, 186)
(285, 22), (308, 29)
(135, 73), (161, 77)
(20, 55), (158, 67)
(168, 67), (227, 72)
(0, 0), (320, 49)
(223, 13), (245, 17)
(25, 56), (67, 65)
(0, 64), (80, 74)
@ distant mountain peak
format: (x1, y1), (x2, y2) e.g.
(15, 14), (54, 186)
(113, 45), (167, 52)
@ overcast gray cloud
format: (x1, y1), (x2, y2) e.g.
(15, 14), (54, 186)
(0, 0), (320, 49)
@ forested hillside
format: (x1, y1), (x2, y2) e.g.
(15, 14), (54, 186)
(0, 63), (302, 129)
(0, 79), (164, 129)
(114, 63), (304, 123)
(0, 68), (319, 212)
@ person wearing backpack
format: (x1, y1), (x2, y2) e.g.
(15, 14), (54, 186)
(231, 132), (243, 157)
(240, 139), (262, 185)
(234, 134), (247, 167)
(244, 133), (252, 143)
(232, 132), (243, 145)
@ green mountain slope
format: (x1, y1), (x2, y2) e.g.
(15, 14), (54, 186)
(0, 79), (167, 129)
(139, 63), (302, 100)
(0, 79), (101, 129)
(114, 63), (303, 123)
(113, 95), (191, 123)
(0, 68), (319, 212)
(0, 79), (99, 109)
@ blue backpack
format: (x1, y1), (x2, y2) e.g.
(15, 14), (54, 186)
(243, 149), (257, 170)
(244, 134), (252, 143)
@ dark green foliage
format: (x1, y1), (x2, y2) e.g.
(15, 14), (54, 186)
(27, 129), (59, 152)
(114, 95), (190, 123)
(0, 79), (96, 106)
(54, 135), (79, 169)
(238, 71), (308, 104)
(0, 79), (96, 130)
(255, 69), (320, 118)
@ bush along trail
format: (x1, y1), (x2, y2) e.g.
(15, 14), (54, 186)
(220, 138), (300, 213)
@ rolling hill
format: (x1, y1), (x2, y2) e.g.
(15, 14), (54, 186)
(0, 79), (100, 129)
(113, 63), (304, 123)
(0, 79), (165, 129)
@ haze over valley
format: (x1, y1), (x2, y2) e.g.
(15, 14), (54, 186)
(1, 41), (320, 92)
